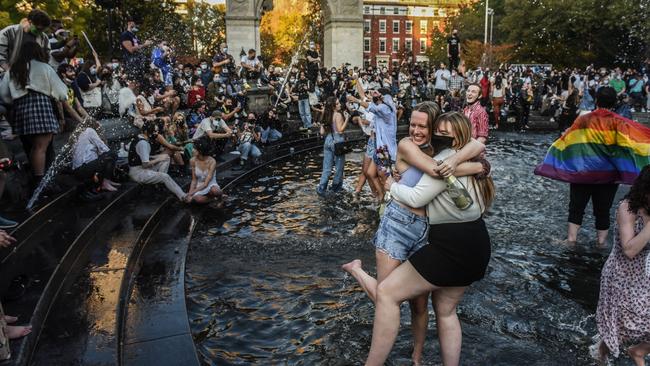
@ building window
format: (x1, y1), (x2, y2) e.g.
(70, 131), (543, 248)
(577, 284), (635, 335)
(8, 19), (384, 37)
(405, 20), (413, 34)
(420, 39), (426, 53)
(392, 20), (399, 33)
(364, 38), (371, 53)
(380, 6), (385, 15)
(433, 21), (440, 31)
(379, 19), (386, 33)
(392, 39), (399, 53)
(364, 6), (370, 14)
(393, 7), (399, 15)
(405, 38), (412, 52)
(364, 59), (371, 68)
(420, 20), (427, 35)
(379, 38), (387, 53)
(364, 19), (371, 33)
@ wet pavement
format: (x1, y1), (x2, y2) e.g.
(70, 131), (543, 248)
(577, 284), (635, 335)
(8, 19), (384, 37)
(184, 131), (629, 365)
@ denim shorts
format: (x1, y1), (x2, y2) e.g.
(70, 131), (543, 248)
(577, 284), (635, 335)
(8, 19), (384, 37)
(366, 136), (376, 158)
(373, 201), (428, 261)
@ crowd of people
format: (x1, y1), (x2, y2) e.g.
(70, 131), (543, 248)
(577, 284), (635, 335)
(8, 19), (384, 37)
(0, 7), (650, 365)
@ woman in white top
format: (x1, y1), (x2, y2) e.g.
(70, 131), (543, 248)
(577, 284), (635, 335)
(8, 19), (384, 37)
(0, 41), (68, 188)
(490, 72), (508, 129)
(365, 112), (495, 366)
(185, 136), (223, 204)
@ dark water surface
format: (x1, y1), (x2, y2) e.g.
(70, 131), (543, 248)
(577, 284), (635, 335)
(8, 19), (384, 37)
(186, 131), (631, 365)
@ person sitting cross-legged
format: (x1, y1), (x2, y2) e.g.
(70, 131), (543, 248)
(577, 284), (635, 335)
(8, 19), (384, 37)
(127, 120), (186, 201)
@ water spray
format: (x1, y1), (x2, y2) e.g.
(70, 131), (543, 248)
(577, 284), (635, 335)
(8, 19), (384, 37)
(274, 24), (315, 109)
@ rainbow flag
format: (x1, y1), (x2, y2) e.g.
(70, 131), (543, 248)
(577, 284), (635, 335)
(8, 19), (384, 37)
(534, 109), (650, 185)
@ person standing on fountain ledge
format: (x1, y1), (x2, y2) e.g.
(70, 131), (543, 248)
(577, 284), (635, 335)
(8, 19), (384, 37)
(0, 41), (68, 193)
(317, 96), (350, 196)
(127, 120), (186, 201)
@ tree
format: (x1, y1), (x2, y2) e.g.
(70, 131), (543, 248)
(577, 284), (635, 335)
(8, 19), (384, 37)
(185, 1), (226, 60)
(260, 0), (311, 65)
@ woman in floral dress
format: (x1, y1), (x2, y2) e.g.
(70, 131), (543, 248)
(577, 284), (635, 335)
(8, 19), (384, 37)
(595, 165), (650, 365)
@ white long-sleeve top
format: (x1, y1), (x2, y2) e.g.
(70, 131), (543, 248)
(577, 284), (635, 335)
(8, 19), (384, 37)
(0, 60), (68, 103)
(72, 128), (110, 169)
(390, 149), (484, 225)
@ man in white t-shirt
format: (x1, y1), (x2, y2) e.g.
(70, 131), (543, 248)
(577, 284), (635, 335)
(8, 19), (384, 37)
(434, 62), (451, 105)
(241, 48), (262, 86)
(193, 110), (232, 140)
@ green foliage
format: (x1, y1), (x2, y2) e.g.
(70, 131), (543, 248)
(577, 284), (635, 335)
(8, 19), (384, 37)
(425, 27), (449, 65)
(447, 0), (650, 67)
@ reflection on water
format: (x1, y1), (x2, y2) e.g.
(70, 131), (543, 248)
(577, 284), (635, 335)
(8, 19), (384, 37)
(186, 132), (630, 365)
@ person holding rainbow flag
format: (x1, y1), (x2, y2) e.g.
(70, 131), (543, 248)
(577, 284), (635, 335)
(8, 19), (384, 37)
(535, 86), (650, 245)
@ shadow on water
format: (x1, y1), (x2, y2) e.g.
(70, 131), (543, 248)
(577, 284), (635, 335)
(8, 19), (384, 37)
(186, 132), (632, 365)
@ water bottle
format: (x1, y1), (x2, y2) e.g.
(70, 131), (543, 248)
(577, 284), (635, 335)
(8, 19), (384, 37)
(445, 175), (473, 210)
(118, 142), (128, 159)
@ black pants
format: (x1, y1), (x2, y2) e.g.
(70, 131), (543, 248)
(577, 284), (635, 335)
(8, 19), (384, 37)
(568, 183), (619, 230)
(449, 55), (459, 70)
(74, 151), (117, 190)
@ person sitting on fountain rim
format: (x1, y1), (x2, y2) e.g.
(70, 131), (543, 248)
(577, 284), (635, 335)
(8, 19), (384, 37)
(193, 110), (233, 158)
(127, 120), (186, 201)
(236, 113), (262, 168)
(71, 119), (120, 197)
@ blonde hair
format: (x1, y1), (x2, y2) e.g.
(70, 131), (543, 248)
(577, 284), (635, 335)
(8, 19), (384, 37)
(435, 112), (472, 150)
(436, 111), (495, 209)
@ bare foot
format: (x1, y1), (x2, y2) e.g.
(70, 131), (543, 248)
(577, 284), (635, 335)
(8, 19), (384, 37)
(4, 315), (17, 324)
(341, 259), (362, 274)
(101, 182), (118, 192)
(105, 179), (121, 187)
(6, 325), (31, 339)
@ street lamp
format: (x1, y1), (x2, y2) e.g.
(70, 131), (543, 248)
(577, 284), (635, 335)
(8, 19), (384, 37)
(483, 0), (489, 45)
(488, 8), (494, 44)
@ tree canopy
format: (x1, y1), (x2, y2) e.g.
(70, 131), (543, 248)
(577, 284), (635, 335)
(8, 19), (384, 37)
(448, 0), (650, 68)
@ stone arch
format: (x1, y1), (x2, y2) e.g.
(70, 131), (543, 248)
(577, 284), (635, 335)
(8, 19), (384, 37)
(224, 0), (363, 68)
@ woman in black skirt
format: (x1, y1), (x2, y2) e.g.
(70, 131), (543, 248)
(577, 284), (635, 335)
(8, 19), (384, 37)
(0, 41), (68, 189)
(365, 112), (496, 366)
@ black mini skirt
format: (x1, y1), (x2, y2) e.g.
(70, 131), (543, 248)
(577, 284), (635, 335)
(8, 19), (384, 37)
(408, 218), (491, 287)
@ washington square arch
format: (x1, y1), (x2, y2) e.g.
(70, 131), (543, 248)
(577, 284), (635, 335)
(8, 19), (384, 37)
(225, 0), (363, 68)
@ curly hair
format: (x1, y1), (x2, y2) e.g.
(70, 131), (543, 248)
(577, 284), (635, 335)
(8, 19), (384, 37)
(626, 165), (650, 214)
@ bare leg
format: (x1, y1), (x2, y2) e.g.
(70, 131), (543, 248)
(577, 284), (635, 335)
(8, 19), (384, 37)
(409, 294), (429, 366)
(596, 229), (609, 246)
(431, 287), (467, 366)
(342, 250), (400, 303)
(355, 171), (367, 194)
(366, 160), (384, 200)
(366, 261), (437, 366)
(29, 134), (53, 176)
(190, 194), (210, 204)
(628, 342), (650, 366)
(567, 222), (580, 243)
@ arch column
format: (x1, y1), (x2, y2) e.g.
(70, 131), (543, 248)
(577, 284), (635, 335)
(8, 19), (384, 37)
(225, 0), (269, 65)
(322, 0), (363, 69)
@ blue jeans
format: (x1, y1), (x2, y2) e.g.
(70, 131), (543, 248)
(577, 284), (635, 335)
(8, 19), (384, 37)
(261, 127), (282, 143)
(318, 133), (345, 193)
(239, 142), (262, 161)
(298, 98), (312, 128)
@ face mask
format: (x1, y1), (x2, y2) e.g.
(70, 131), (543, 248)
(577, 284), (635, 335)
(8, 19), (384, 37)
(112, 63), (119, 70)
(131, 27), (139, 33)
(90, 67), (97, 75)
(331, 76), (337, 81)
(29, 25), (43, 36)
(372, 96), (380, 103)
(201, 64), (207, 70)
(430, 135), (455, 150)
(290, 78), (296, 83)
(222, 48), (228, 53)
(213, 77), (219, 82)
(185, 71), (191, 76)
(309, 45), (315, 50)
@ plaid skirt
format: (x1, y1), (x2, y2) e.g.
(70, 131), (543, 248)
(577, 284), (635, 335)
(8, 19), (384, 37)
(11, 91), (59, 136)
